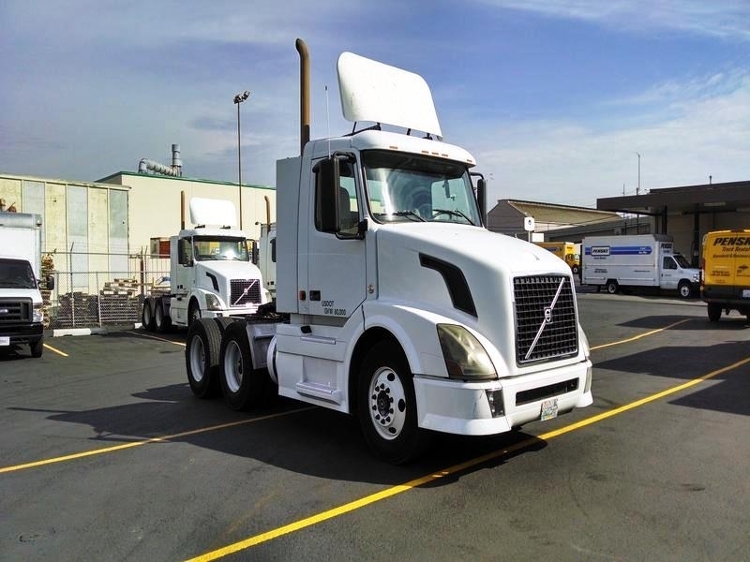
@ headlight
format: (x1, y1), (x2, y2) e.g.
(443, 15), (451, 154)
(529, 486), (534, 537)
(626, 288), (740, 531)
(204, 293), (223, 311)
(692, 273), (700, 283)
(33, 304), (44, 323)
(437, 324), (496, 380)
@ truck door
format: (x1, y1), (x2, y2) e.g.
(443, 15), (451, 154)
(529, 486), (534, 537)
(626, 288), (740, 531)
(302, 158), (367, 322)
(660, 256), (678, 290)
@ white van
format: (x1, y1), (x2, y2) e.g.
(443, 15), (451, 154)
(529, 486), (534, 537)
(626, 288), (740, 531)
(582, 234), (700, 298)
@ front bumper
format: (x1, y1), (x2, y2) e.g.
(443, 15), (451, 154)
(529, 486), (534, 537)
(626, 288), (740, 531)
(413, 359), (593, 435)
(0, 322), (44, 345)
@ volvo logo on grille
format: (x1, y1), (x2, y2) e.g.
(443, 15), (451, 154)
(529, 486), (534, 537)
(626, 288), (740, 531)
(524, 278), (566, 360)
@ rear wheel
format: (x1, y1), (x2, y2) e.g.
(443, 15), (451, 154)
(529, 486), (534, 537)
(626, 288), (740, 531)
(605, 280), (619, 295)
(678, 281), (692, 299)
(219, 321), (273, 411)
(141, 299), (155, 331)
(30, 338), (43, 358)
(154, 300), (171, 333)
(357, 340), (431, 465)
(185, 318), (221, 398)
(707, 303), (722, 322)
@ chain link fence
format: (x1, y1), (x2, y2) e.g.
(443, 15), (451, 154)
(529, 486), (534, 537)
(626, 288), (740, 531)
(42, 251), (170, 330)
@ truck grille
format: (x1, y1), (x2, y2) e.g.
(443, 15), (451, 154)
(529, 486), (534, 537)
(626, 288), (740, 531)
(230, 279), (261, 306)
(514, 275), (578, 364)
(0, 297), (33, 324)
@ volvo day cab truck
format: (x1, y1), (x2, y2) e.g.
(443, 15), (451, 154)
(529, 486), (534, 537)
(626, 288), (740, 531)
(701, 229), (750, 322)
(534, 241), (580, 275)
(0, 212), (54, 358)
(184, 39), (593, 464)
(141, 198), (269, 333)
(582, 234), (699, 298)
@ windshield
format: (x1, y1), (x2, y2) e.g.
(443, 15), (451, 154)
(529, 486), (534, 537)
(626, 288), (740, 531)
(193, 236), (249, 262)
(362, 150), (481, 226)
(0, 258), (37, 289)
(673, 253), (692, 269)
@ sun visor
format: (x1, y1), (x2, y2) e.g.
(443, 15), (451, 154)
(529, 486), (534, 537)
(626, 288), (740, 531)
(337, 52), (442, 138)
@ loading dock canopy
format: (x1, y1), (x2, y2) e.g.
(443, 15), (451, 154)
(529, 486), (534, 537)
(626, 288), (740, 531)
(597, 180), (750, 216)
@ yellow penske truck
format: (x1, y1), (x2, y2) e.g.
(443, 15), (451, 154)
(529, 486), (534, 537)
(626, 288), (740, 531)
(701, 229), (750, 322)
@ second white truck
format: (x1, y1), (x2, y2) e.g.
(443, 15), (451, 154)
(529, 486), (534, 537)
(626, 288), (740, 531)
(582, 233), (700, 298)
(141, 198), (270, 332)
(185, 39), (593, 464)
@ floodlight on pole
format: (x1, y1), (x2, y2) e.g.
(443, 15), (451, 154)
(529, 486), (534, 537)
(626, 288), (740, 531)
(233, 90), (251, 229)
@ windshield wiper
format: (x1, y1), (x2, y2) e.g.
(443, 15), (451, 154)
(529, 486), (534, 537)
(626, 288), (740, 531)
(387, 211), (426, 222)
(432, 208), (475, 225)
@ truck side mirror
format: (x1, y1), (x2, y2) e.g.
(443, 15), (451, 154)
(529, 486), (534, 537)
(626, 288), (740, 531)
(46, 275), (55, 291)
(314, 157), (340, 233)
(476, 177), (487, 225)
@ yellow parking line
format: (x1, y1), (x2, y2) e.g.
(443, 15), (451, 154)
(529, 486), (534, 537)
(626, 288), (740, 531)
(127, 331), (186, 347)
(43, 343), (69, 357)
(185, 354), (750, 562)
(0, 408), (313, 474)
(590, 318), (691, 350)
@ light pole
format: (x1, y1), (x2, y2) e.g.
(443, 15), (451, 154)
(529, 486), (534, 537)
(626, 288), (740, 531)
(233, 90), (250, 229)
(635, 152), (641, 196)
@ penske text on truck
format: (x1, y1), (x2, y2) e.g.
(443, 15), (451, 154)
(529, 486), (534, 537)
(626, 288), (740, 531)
(182, 39), (593, 464)
(701, 229), (750, 322)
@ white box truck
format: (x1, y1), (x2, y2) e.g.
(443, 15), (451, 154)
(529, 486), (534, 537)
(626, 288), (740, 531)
(582, 234), (700, 298)
(141, 197), (271, 333)
(184, 40), (593, 464)
(0, 212), (54, 358)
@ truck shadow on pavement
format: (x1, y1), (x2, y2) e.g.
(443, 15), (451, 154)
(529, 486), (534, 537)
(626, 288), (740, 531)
(594, 340), (750, 417)
(11, 383), (548, 485)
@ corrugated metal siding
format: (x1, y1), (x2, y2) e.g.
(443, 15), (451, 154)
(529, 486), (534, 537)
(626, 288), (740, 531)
(22, 180), (46, 249)
(109, 189), (128, 274)
(45, 183), (67, 255)
(67, 185), (88, 291)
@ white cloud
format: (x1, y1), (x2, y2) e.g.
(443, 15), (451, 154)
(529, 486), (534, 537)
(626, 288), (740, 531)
(475, 0), (750, 40)
(467, 70), (750, 206)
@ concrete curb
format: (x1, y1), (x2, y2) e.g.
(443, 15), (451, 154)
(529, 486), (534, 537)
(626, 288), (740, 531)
(50, 324), (142, 337)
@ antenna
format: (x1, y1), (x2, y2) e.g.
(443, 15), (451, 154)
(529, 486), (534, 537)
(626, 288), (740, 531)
(325, 85), (331, 157)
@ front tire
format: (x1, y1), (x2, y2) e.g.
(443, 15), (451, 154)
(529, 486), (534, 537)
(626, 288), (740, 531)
(678, 281), (692, 299)
(357, 340), (431, 465)
(219, 321), (274, 411)
(185, 318), (222, 398)
(30, 338), (43, 358)
(707, 303), (722, 322)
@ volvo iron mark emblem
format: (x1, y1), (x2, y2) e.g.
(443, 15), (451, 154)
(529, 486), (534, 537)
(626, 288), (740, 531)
(525, 278), (566, 360)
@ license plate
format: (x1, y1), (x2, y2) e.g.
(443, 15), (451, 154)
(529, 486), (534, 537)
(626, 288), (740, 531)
(0, 337), (9, 346)
(540, 398), (558, 421)
(743, 289), (750, 298)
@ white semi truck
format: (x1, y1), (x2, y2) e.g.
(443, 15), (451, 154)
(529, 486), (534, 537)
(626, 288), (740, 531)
(185, 39), (593, 464)
(141, 197), (270, 333)
(581, 233), (700, 298)
(0, 212), (54, 358)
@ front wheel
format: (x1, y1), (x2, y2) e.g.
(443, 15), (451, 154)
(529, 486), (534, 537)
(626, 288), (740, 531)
(678, 281), (692, 299)
(30, 338), (44, 358)
(357, 340), (431, 465)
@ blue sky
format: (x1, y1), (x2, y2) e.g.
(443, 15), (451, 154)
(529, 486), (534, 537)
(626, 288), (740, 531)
(1, 0), (748, 207)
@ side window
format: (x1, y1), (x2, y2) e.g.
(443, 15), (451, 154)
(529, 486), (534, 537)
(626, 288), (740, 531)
(663, 257), (676, 270)
(314, 159), (359, 236)
(178, 238), (193, 265)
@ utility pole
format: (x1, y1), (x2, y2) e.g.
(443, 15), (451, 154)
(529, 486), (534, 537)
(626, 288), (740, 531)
(233, 90), (250, 229)
(635, 152), (641, 196)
